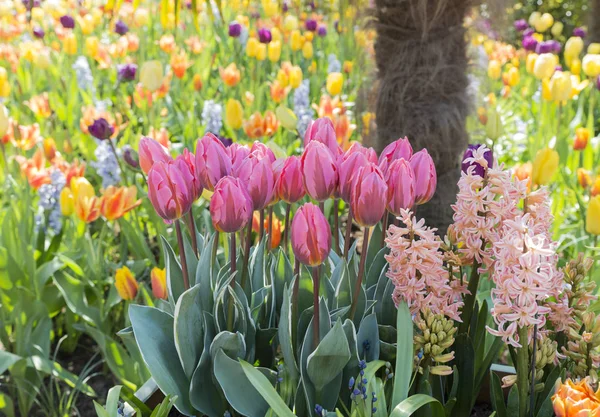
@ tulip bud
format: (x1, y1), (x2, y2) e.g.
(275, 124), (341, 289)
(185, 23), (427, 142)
(70, 177), (95, 200)
(275, 156), (305, 203)
(410, 149), (437, 205)
(256, 44), (267, 61)
(60, 187), (75, 216)
(486, 106), (504, 140)
(326, 72), (343, 96)
(565, 36), (584, 65)
(289, 66), (303, 88)
(147, 161), (194, 222)
(586, 196), (600, 235)
(0, 105), (8, 138)
(574, 127), (590, 150)
(115, 266), (138, 300)
(528, 12), (541, 28)
(533, 53), (558, 79)
(291, 203), (331, 266)
(195, 133), (233, 191)
(549, 70), (572, 102)
(526, 53), (538, 74)
(589, 43), (600, 54)
(63, 32), (77, 55)
(246, 37), (259, 57)
(88, 117), (114, 140)
(234, 152), (275, 211)
(301, 140), (338, 201)
(583, 54), (600, 77)
(385, 159), (415, 215)
(139, 136), (172, 174)
(151, 267), (167, 299)
(551, 21), (563, 37)
(350, 164), (387, 227)
(534, 13), (554, 32)
(290, 30), (303, 51)
(304, 117), (341, 155)
(378, 137), (413, 174)
(140, 61), (164, 92)
(250, 141), (276, 162)
(276, 106), (298, 130)
(487, 60), (501, 80)
(268, 40), (282, 62)
(532, 147), (559, 186)
(225, 99), (244, 130)
(302, 41), (313, 59)
(462, 144), (493, 177)
(338, 151), (370, 203)
(228, 143), (251, 172)
(210, 176), (253, 233)
(577, 168), (592, 188)
(123, 145), (140, 169)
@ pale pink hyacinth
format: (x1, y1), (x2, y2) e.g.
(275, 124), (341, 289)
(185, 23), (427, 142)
(385, 209), (465, 321)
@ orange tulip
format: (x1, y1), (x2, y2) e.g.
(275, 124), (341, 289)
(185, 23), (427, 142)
(243, 111), (279, 139)
(158, 34), (177, 54)
(252, 212), (283, 249)
(553, 378), (600, 417)
(115, 266), (138, 300)
(24, 93), (51, 118)
(75, 195), (101, 223)
(578, 168), (592, 189)
(592, 178), (600, 197)
(43, 138), (58, 161)
(100, 186), (142, 220)
(270, 80), (289, 103)
(12, 123), (41, 151)
(220, 63), (241, 87)
(170, 51), (191, 79)
(151, 267), (167, 299)
(574, 127), (590, 151)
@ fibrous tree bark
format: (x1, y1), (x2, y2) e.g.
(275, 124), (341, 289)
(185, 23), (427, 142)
(590, 0), (600, 44)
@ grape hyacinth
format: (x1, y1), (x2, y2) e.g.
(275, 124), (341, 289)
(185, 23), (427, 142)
(37, 169), (66, 233)
(293, 80), (313, 138)
(201, 100), (223, 135)
(327, 53), (341, 74)
(91, 141), (121, 188)
(72, 56), (95, 93)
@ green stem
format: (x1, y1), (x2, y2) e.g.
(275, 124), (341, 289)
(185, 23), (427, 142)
(241, 223), (252, 291)
(283, 203), (291, 255)
(458, 259), (481, 335)
(333, 198), (340, 255)
(292, 259), (300, 357)
(175, 220), (190, 290)
(344, 207), (353, 259)
(516, 326), (530, 417)
(227, 232), (236, 332)
(267, 206), (273, 251)
(312, 265), (320, 348)
(349, 227), (370, 321)
(186, 209), (198, 257)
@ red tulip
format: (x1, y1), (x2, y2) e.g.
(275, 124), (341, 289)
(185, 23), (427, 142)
(378, 137), (413, 174)
(210, 176), (253, 233)
(410, 149), (436, 205)
(351, 164), (388, 227)
(301, 140), (338, 202)
(195, 133), (232, 191)
(385, 158), (415, 215)
(291, 203), (331, 266)
(276, 156), (305, 203)
(147, 161), (194, 222)
(304, 117), (341, 156)
(139, 136), (172, 174)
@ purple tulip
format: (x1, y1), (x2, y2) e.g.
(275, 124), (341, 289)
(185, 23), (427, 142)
(461, 144), (493, 178)
(282, 1), (288, 12)
(522, 36), (538, 51)
(117, 63), (137, 82)
(228, 21), (242, 37)
(88, 118), (114, 140)
(317, 25), (327, 37)
(123, 145), (140, 169)
(33, 26), (45, 39)
(523, 28), (535, 37)
(548, 40), (561, 53)
(514, 19), (528, 31)
(555, 65), (563, 72)
(114, 20), (128, 35)
(218, 135), (233, 147)
(308, 1), (315, 9)
(573, 27), (586, 38)
(258, 28), (272, 44)
(535, 40), (557, 54)
(305, 19), (317, 32)
(60, 15), (75, 29)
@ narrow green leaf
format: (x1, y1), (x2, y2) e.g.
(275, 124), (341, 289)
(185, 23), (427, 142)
(389, 395), (445, 417)
(240, 360), (297, 417)
(391, 302), (413, 411)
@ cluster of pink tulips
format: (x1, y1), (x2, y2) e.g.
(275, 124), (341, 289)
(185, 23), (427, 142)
(139, 116), (437, 336)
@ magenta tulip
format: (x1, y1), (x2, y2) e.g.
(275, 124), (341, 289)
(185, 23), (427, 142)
(250, 141), (276, 163)
(174, 149), (203, 201)
(147, 161), (194, 222)
(304, 117), (341, 156)
(210, 176), (253, 233)
(276, 156), (305, 204)
(385, 159), (415, 215)
(410, 149), (437, 205)
(350, 164), (388, 227)
(139, 137), (172, 174)
(345, 142), (378, 164)
(228, 143), (251, 172)
(301, 140), (338, 202)
(338, 151), (370, 203)
(378, 137), (413, 174)
(234, 152), (275, 211)
(195, 133), (232, 191)
(291, 203), (331, 266)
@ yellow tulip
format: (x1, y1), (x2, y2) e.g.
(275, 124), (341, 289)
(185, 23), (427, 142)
(268, 41), (281, 62)
(549, 71), (572, 102)
(532, 33), (544, 42)
(134, 8), (150, 26)
(302, 41), (313, 59)
(528, 11), (541, 27)
(526, 53), (538, 74)
(542, 78), (552, 101)
(326, 72), (343, 96)
(33, 49), (51, 70)
(151, 267), (167, 299)
(225, 99), (243, 130)
(290, 30), (303, 51)
(63, 32), (77, 55)
(506, 66), (519, 87)
(91, 8), (103, 25)
(533, 53), (558, 79)
(534, 13), (554, 32)
(115, 266), (138, 300)
(289, 66), (303, 88)
(256, 44), (267, 61)
(60, 188), (75, 216)
(85, 36), (99, 57)
(70, 177), (95, 200)
(588, 43), (600, 54)
(532, 148), (559, 186)
(275, 106), (298, 130)
(283, 15), (299, 31)
(31, 7), (44, 21)
(586, 196), (600, 235)
(485, 106), (503, 140)
(582, 54), (600, 77)
(570, 58), (581, 75)
(550, 21), (563, 37)
(246, 37), (259, 57)
(79, 15), (95, 35)
(140, 61), (164, 92)
(487, 60), (501, 80)
(564, 36), (584, 65)
(262, 0), (277, 17)
(277, 69), (289, 87)
(0, 104), (8, 137)
(271, 27), (282, 43)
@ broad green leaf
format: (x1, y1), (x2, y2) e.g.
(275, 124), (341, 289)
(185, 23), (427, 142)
(490, 371), (507, 417)
(0, 351), (20, 374)
(161, 236), (185, 308)
(174, 285), (205, 379)
(106, 385), (122, 417)
(307, 320), (351, 390)
(389, 394), (445, 417)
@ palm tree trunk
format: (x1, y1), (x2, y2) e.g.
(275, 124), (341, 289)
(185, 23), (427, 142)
(590, 0), (600, 44)
(373, 0), (471, 235)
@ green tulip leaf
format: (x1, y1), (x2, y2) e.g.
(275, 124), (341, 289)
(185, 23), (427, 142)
(160, 236), (185, 307)
(174, 285), (205, 379)
(240, 360), (297, 417)
(307, 320), (351, 390)
(391, 301), (413, 411)
(389, 394), (445, 417)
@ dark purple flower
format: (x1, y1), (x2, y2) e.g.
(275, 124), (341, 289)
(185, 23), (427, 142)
(60, 15), (75, 29)
(308, 1), (315, 10)
(117, 63), (137, 82)
(462, 144), (493, 177)
(123, 145), (140, 169)
(317, 25), (327, 37)
(305, 19), (317, 32)
(522, 36), (538, 51)
(535, 40), (555, 54)
(114, 20), (128, 35)
(258, 28), (272, 44)
(555, 65), (563, 72)
(228, 21), (242, 37)
(33, 26), (45, 39)
(282, 1), (288, 12)
(548, 40), (561, 53)
(595, 75), (600, 91)
(514, 19), (528, 32)
(218, 135), (233, 147)
(88, 118), (115, 140)
(574, 27), (586, 38)
(334, 20), (341, 33)
(523, 28), (535, 37)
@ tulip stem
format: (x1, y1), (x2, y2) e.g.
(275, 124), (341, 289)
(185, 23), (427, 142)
(186, 210), (198, 257)
(292, 258), (300, 357)
(349, 227), (370, 321)
(344, 207), (353, 259)
(312, 265), (320, 348)
(380, 212), (388, 248)
(333, 199), (340, 255)
(108, 139), (129, 186)
(267, 206), (273, 251)
(516, 325), (530, 417)
(212, 231), (219, 265)
(175, 220), (190, 290)
(259, 209), (265, 242)
(283, 203), (291, 255)
(241, 223), (252, 291)
(227, 232), (236, 332)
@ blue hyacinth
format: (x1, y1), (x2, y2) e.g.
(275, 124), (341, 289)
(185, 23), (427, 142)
(92, 141), (121, 188)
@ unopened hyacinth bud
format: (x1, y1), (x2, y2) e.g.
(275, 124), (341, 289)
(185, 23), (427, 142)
(461, 144), (493, 177)
(210, 176), (253, 233)
(275, 156), (305, 203)
(117, 63), (137, 82)
(378, 137), (413, 174)
(139, 136), (172, 174)
(195, 133), (233, 191)
(88, 118), (114, 140)
(351, 164), (388, 227)
(301, 140), (338, 201)
(410, 149), (436, 205)
(386, 159), (416, 215)
(291, 203), (331, 266)
(60, 15), (75, 29)
(258, 28), (272, 44)
(122, 145), (140, 169)
(228, 21), (242, 37)
(531, 336), (556, 381)
(147, 161), (194, 222)
(115, 20), (128, 35)
(413, 309), (456, 374)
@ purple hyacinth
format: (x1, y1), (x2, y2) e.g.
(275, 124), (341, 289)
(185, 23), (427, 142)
(523, 28), (535, 37)
(33, 26), (45, 39)
(228, 21), (242, 37)
(574, 27), (586, 38)
(114, 20), (128, 35)
(305, 18), (317, 32)
(117, 63), (137, 82)
(462, 144), (493, 177)
(317, 25), (327, 37)
(514, 19), (528, 32)
(522, 36), (538, 51)
(60, 15), (75, 29)
(258, 28), (272, 44)
(88, 118), (114, 140)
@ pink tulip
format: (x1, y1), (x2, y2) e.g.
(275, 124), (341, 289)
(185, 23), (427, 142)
(338, 151), (370, 203)
(351, 164), (388, 227)
(174, 149), (203, 200)
(291, 203), (331, 266)
(345, 142), (378, 165)
(195, 133), (232, 191)
(378, 137), (413, 174)
(276, 156), (305, 203)
(228, 143), (251, 172)
(147, 161), (194, 222)
(304, 117), (341, 156)
(410, 149), (437, 205)
(385, 159), (415, 215)
(301, 140), (338, 202)
(234, 152), (275, 211)
(210, 176), (253, 233)
(250, 141), (276, 162)
(139, 137), (172, 174)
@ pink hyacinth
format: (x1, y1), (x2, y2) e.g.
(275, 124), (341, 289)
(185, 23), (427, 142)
(385, 209), (465, 321)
